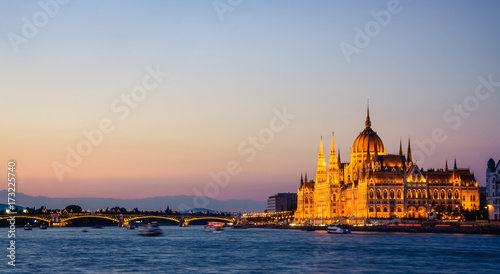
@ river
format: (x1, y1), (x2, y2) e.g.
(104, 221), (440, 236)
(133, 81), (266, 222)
(1, 226), (499, 273)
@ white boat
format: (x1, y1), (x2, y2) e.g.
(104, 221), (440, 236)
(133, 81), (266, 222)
(24, 223), (32, 230)
(327, 223), (351, 234)
(137, 223), (163, 236)
(204, 222), (224, 232)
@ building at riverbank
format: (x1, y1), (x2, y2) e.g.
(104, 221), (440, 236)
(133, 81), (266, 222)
(294, 105), (480, 225)
(267, 193), (297, 213)
(486, 158), (500, 220)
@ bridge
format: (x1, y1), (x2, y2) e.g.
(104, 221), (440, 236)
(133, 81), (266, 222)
(0, 213), (235, 227)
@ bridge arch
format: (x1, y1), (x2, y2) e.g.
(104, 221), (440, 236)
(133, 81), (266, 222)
(0, 215), (51, 223)
(62, 215), (120, 223)
(126, 216), (180, 223)
(184, 216), (234, 223)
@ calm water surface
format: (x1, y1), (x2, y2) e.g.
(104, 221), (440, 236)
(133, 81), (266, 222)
(1, 226), (499, 273)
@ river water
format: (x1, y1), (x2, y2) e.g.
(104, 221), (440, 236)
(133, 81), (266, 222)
(1, 226), (499, 273)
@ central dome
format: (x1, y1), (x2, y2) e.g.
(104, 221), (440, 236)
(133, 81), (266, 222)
(352, 127), (385, 153)
(352, 104), (385, 154)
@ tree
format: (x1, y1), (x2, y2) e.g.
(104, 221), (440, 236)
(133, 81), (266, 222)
(64, 205), (82, 214)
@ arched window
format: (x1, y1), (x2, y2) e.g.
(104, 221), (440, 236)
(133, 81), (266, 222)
(412, 189), (416, 199)
(369, 206), (374, 212)
(333, 193), (337, 201)
(383, 190), (388, 199)
(390, 190), (395, 199)
(417, 190), (421, 199)
(397, 190), (402, 199)
(376, 206), (381, 212)
(397, 206), (402, 212)
(376, 190), (381, 199)
(434, 190), (438, 199)
(369, 190), (374, 199)
(305, 197), (308, 203)
(383, 207), (388, 212)
(441, 190), (446, 199)
(454, 190), (459, 199)
(471, 195), (475, 201)
(447, 190), (452, 199)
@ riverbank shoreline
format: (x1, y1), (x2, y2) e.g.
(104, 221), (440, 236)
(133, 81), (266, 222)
(249, 224), (500, 235)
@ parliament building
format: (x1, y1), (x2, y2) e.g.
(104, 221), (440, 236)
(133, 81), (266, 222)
(294, 106), (479, 225)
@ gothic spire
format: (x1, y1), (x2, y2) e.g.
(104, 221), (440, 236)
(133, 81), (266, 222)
(329, 132), (338, 165)
(316, 137), (327, 183)
(407, 138), (413, 165)
(399, 139), (403, 155)
(365, 100), (371, 128)
(319, 136), (324, 156)
(454, 158), (457, 170)
(445, 159), (449, 172)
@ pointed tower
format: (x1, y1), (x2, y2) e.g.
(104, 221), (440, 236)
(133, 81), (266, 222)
(300, 173), (304, 187)
(316, 137), (327, 183)
(337, 148), (341, 164)
(454, 158), (457, 170)
(365, 100), (371, 128)
(445, 159), (449, 172)
(304, 172), (308, 183)
(407, 138), (413, 166)
(328, 133), (339, 185)
(399, 139), (403, 155)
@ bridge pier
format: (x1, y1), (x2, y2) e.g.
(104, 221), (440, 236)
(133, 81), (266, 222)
(118, 214), (124, 227)
(179, 217), (189, 227)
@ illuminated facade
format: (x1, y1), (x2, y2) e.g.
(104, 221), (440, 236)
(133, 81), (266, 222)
(295, 106), (480, 225)
(486, 158), (500, 220)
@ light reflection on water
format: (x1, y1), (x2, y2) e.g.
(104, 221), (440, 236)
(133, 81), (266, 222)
(1, 226), (499, 273)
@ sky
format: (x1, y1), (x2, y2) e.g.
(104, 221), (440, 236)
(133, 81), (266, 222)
(1, 0), (500, 202)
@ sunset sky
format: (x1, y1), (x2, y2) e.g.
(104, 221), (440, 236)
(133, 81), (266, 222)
(1, 0), (500, 202)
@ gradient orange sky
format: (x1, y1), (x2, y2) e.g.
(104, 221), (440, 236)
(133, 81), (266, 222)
(1, 1), (500, 201)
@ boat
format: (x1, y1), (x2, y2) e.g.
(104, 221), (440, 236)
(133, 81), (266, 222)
(127, 224), (135, 230)
(92, 224), (103, 229)
(137, 223), (163, 236)
(82, 228), (90, 233)
(39, 223), (48, 229)
(204, 222), (225, 232)
(24, 223), (32, 230)
(327, 223), (351, 234)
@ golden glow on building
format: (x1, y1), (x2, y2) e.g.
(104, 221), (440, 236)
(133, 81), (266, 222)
(295, 105), (480, 225)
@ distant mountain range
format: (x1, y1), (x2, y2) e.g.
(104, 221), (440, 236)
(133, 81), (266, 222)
(0, 190), (265, 213)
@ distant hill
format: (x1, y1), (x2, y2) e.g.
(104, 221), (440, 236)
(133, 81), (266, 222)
(0, 190), (265, 213)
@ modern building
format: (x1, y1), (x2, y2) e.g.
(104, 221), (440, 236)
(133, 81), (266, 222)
(295, 105), (480, 225)
(267, 193), (297, 213)
(486, 158), (500, 220)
